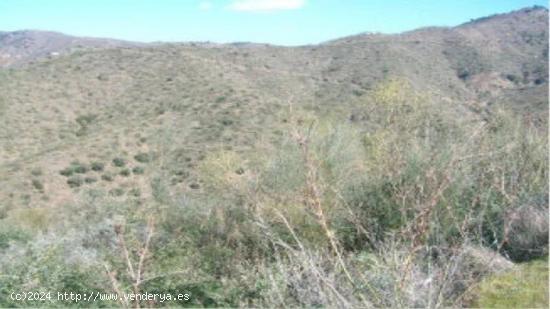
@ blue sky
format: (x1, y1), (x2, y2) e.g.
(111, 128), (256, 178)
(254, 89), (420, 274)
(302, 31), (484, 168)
(0, 0), (547, 45)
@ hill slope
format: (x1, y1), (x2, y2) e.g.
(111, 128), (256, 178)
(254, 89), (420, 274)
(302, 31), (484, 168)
(0, 5), (547, 212)
(0, 30), (141, 67)
(0, 6), (547, 308)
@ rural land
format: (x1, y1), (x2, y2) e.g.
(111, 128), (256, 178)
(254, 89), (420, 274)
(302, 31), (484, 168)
(0, 5), (548, 308)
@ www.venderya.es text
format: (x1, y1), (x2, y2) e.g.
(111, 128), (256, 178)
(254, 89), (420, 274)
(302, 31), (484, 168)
(10, 291), (191, 304)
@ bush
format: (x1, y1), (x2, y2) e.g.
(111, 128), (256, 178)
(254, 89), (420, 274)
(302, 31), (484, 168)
(134, 152), (152, 163)
(84, 176), (97, 184)
(75, 114), (97, 127)
(101, 173), (114, 182)
(132, 166), (145, 175)
(0, 225), (29, 249)
(31, 179), (44, 191)
(502, 204), (548, 261)
(0, 238), (112, 307)
(119, 169), (131, 177)
(221, 119), (233, 126)
(73, 164), (88, 174)
(505, 73), (520, 83)
(60, 162), (88, 176)
(112, 157), (126, 167)
(90, 162), (105, 172)
(67, 176), (84, 188)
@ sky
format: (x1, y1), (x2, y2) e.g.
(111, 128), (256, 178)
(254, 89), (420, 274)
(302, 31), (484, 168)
(0, 0), (547, 46)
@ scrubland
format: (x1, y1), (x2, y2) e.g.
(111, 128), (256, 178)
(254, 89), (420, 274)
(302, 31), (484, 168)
(0, 7), (548, 307)
(0, 78), (547, 307)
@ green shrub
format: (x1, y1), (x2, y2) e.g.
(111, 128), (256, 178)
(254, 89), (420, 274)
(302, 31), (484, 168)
(74, 114), (97, 137)
(31, 179), (44, 191)
(90, 162), (105, 171)
(84, 176), (97, 184)
(0, 225), (29, 249)
(458, 68), (471, 80)
(0, 241), (113, 307)
(73, 164), (88, 174)
(67, 176), (84, 188)
(221, 118), (233, 126)
(175, 169), (189, 177)
(501, 203), (549, 261)
(75, 128), (87, 137)
(112, 157), (126, 167)
(75, 114), (97, 127)
(101, 173), (114, 182)
(119, 168), (131, 177)
(134, 152), (152, 163)
(505, 73), (520, 83)
(132, 166), (145, 175)
(60, 162), (89, 176)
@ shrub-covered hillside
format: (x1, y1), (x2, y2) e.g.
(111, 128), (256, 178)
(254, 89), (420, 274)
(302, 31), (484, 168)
(0, 6), (547, 308)
(0, 78), (547, 307)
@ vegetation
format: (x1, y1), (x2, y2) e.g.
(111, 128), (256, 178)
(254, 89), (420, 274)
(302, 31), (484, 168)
(101, 173), (114, 182)
(1, 78), (546, 307)
(31, 179), (44, 191)
(66, 176), (84, 188)
(60, 161), (89, 177)
(119, 168), (131, 177)
(112, 157), (126, 167)
(472, 259), (549, 308)
(0, 7), (547, 307)
(91, 161), (105, 172)
(75, 113), (97, 136)
(84, 176), (98, 184)
(59, 167), (74, 177)
(134, 152), (153, 163)
(132, 166), (145, 175)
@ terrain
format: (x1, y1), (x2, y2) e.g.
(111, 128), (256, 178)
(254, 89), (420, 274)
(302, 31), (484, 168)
(0, 30), (141, 67)
(0, 6), (547, 308)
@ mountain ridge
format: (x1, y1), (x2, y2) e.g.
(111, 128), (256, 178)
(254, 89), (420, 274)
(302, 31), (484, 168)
(1, 5), (547, 66)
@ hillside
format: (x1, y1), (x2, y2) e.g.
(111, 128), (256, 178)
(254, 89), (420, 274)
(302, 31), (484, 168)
(0, 7), (547, 208)
(0, 6), (547, 308)
(0, 30), (141, 67)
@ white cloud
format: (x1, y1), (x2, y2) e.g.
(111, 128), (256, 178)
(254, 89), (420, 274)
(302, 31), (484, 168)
(199, 1), (213, 11)
(229, 0), (305, 12)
